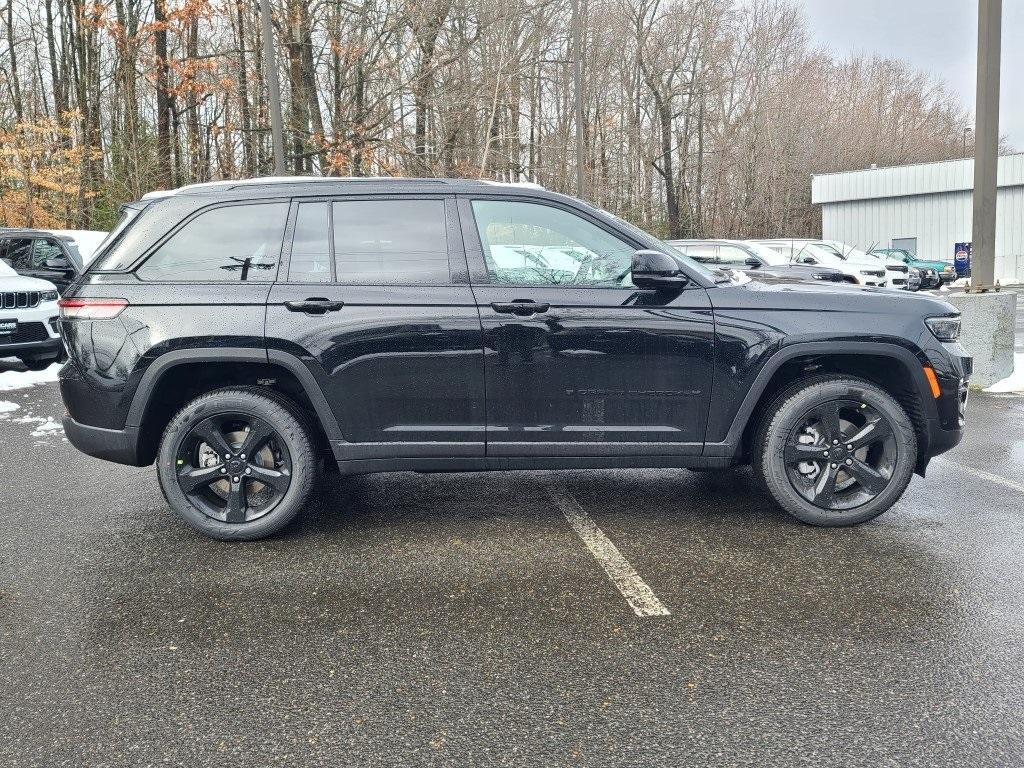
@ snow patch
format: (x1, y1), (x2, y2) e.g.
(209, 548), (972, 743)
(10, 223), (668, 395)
(12, 414), (45, 424)
(0, 400), (19, 416)
(0, 363), (61, 391)
(984, 353), (1024, 394)
(30, 417), (64, 437)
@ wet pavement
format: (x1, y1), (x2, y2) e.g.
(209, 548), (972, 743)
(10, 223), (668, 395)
(2, 363), (1024, 766)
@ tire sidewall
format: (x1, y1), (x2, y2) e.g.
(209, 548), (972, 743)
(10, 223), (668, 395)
(759, 378), (917, 526)
(157, 389), (317, 540)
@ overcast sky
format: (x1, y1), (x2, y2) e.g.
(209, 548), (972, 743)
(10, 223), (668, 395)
(802, 0), (1023, 151)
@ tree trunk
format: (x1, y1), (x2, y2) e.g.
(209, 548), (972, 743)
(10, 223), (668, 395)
(154, 0), (173, 188)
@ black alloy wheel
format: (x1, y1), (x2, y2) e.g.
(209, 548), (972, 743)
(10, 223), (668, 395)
(157, 388), (318, 540)
(783, 399), (897, 511)
(174, 413), (292, 523)
(754, 376), (917, 527)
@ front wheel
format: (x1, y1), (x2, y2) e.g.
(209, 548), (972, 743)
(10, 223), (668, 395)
(753, 376), (917, 526)
(156, 388), (319, 540)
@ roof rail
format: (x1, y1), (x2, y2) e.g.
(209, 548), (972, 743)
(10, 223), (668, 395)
(140, 175), (546, 200)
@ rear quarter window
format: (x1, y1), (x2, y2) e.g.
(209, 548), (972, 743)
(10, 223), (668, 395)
(137, 202), (289, 282)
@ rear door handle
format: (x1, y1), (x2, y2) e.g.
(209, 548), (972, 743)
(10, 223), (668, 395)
(490, 300), (550, 316)
(285, 298), (345, 314)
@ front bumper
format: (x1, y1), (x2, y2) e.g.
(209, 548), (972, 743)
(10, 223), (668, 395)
(0, 336), (62, 358)
(921, 346), (971, 465)
(0, 302), (62, 359)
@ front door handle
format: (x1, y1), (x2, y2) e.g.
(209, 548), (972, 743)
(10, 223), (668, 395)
(490, 300), (550, 316)
(285, 297), (345, 314)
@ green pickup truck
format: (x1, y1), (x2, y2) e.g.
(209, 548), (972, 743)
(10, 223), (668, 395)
(870, 248), (957, 289)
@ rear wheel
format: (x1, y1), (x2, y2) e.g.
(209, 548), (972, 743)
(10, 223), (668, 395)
(156, 388), (319, 540)
(754, 376), (917, 526)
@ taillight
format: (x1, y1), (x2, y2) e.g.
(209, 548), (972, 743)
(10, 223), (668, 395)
(58, 297), (129, 320)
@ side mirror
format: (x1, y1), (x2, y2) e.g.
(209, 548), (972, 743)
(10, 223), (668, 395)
(799, 256), (817, 265)
(631, 250), (689, 290)
(744, 256), (761, 268)
(45, 256), (71, 270)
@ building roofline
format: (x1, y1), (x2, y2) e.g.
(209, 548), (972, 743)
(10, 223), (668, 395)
(811, 153), (1024, 205)
(811, 151), (1024, 180)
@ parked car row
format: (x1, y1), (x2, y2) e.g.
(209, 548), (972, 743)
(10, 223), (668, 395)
(0, 228), (108, 369)
(668, 237), (957, 292)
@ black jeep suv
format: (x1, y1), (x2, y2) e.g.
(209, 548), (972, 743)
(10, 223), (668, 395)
(58, 178), (970, 540)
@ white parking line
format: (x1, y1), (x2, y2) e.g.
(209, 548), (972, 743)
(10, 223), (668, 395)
(935, 456), (1024, 494)
(547, 484), (670, 618)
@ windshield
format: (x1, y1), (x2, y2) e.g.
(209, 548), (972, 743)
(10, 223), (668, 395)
(597, 210), (720, 282)
(820, 240), (874, 262)
(792, 244), (845, 267)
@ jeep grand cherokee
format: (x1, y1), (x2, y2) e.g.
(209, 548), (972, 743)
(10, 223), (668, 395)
(57, 178), (970, 540)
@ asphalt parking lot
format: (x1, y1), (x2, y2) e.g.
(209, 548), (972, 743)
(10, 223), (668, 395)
(2, 328), (1024, 766)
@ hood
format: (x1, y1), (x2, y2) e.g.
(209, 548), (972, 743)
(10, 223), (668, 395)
(720, 274), (958, 314)
(0, 273), (58, 293)
(914, 259), (955, 270)
(841, 258), (887, 270)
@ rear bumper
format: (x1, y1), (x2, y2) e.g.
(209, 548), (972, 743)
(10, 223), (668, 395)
(62, 415), (143, 466)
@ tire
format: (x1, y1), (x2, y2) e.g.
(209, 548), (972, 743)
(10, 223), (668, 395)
(156, 387), (319, 540)
(752, 376), (917, 527)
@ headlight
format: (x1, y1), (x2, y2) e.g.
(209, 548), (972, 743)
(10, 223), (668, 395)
(41, 290), (59, 302)
(859, 270), (878, 276)
(811, 273), (833, 280)
(925, 315), (961, 342)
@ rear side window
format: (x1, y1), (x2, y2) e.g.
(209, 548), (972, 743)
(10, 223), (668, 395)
(331, 199), (449, 284)
(683, 244), (718, 263)
(288, 202), (332, 282)
(137, 203), (288, 282)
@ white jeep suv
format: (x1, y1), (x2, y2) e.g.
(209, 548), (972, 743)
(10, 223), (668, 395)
(0, 259), (63, 370)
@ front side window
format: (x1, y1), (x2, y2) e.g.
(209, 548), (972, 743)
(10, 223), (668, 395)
(332, 199), (449, 284)
(471, 200), (635, 287)
(137, 202), (288, 282)
(32, 238), (65, 267)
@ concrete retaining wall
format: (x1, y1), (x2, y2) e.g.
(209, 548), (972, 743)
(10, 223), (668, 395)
(945, 291), (1017, 387)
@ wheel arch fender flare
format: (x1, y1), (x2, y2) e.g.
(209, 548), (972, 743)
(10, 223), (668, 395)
(125, 347), (343, 442)
(709, 340), (935, 456)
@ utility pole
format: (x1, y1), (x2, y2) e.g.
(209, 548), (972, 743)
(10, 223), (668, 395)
(260, 0), (286, 175)
(971, 0), (1001, 288)
(571, 0), (584, 198)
